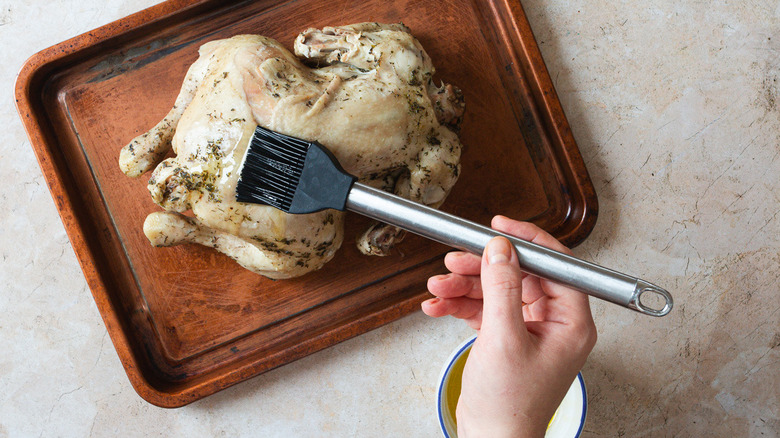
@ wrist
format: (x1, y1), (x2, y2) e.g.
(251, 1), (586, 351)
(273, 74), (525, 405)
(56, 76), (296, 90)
(456, 411), (547, 438)
(457, 423), (546, 438)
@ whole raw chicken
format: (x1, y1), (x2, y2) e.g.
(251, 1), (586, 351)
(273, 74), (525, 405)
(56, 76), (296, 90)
(119, 23), (465, 279)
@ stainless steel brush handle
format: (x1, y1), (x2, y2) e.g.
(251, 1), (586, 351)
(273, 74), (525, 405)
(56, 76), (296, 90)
(346, 183), (673, 317)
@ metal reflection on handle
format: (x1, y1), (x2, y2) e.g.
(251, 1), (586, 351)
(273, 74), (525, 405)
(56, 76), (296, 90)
(346, 183), (673, 317)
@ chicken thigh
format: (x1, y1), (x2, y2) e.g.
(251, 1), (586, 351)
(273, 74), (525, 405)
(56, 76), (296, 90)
(119, 23), (465, 279)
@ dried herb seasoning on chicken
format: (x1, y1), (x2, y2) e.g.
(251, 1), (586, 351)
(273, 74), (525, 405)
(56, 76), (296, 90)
(119, 23), (465, 279)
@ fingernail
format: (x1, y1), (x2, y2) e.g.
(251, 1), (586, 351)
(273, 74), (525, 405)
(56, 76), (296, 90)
(487, 237), (512, 265)
(424, 298), (440, 306)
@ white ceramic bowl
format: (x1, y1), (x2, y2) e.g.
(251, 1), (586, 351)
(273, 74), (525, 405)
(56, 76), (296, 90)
(437, 335), (587, 438)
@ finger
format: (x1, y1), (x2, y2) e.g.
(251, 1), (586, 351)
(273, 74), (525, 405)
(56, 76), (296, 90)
(491, 216), (572, 256)
(522, 295), (554, 323)
(427, 273), (484, 299)
(491, 216), (585, 302)
(519, 265), (591, 321)
(421, 297), (483, 328)
(520, 259), (593, 327)
(479, 236), (528, 335)
(443, 251), (482, 276)
(491, 216), (594, 334)
(520, 274), (546, 304)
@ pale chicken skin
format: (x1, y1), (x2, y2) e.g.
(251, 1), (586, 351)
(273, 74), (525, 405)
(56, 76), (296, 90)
(119, 23), (465, 279)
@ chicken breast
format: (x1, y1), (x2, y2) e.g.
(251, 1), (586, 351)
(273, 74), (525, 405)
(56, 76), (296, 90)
(119, 23), (465, 279)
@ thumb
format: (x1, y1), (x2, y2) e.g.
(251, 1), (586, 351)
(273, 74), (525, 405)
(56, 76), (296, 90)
(480, 237), (526, 333)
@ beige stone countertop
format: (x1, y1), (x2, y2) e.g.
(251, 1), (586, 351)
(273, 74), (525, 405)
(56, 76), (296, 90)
(1, 1), (778, 436)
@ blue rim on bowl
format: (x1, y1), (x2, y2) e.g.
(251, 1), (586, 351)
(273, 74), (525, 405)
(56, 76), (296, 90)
(436, 335), (587, 438)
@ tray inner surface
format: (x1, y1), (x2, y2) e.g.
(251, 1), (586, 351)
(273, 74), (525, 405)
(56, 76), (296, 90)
(29, 0), (595, 404)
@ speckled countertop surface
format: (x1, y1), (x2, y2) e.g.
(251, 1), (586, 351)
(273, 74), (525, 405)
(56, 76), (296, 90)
(1, 1), (778, 437)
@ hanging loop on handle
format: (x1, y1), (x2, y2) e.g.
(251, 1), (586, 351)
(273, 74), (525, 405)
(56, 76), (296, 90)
(630, 281), (674, 317)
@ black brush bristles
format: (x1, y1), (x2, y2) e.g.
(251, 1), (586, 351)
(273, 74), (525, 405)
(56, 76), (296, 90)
(235, 126), (308, 211)
(236, 126), (356, 214)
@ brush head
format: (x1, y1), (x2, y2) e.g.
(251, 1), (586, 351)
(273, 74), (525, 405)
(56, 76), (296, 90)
(236, 126), (356, 214)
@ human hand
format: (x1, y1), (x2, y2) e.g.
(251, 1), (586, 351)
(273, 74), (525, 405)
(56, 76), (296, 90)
(422, 216), (597, 438)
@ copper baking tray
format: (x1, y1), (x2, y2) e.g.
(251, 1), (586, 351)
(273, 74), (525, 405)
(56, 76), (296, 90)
(15, 0), (597, 407)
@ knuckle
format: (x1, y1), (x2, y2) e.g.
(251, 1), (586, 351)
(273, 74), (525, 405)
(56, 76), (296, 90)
(572, 319), (598, 351)
(490, 270), (523, 293)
